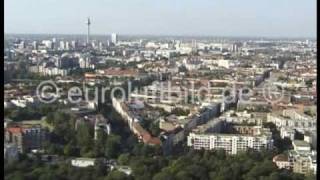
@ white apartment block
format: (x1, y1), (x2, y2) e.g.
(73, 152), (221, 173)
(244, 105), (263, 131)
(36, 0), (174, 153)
(280, 127), (295, 140)
(272, 154), (292, 170)
(267, 112), (316, 131)
(187, 130), (273, 155)
(282, 109), (312, 121)
(287, 140), (317, 175)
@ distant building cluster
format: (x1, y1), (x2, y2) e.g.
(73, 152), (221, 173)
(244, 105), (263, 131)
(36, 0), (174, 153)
(4, 31), (317, 175)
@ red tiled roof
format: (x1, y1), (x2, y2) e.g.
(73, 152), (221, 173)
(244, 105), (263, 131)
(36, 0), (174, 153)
(6, 127), (23, 134)
(84, 73), (97, 78)
(147, 137), (161, 145)
(133, 123), (149, 136)
(132, 122), (161, 145)
(102, 68), (138, 76)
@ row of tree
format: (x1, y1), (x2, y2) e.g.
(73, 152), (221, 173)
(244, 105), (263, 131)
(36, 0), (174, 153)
(5, 148), (315, 180)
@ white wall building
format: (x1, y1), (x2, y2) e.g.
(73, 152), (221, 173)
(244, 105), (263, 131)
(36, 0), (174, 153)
(111, 33), (118, 44)
(4, 143), (19, 162)
(280, 127), (295, 140)
(267, 112), (316, 131)
(187, 128), (273, 155)
(71, 158), (97, 167)
(272, 154), (292, 170)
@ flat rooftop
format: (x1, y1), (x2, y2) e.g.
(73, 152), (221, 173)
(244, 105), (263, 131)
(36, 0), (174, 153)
(293, 140), (310, 147)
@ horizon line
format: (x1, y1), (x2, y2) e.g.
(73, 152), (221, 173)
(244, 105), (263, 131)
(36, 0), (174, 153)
(4, 32), (316, 40)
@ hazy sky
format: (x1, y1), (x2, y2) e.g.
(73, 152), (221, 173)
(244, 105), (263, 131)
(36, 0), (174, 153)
(5, 0), (316, 38)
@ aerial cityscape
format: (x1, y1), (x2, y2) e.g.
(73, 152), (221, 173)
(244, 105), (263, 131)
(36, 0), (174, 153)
(4, 0), (317, 180)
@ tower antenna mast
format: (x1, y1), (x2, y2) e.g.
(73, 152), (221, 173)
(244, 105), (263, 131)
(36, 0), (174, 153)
(86, 17), (91, 45)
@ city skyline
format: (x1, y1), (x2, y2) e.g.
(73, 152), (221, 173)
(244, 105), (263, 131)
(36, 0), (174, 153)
(4, 1), (317, 178)
(5, 0), (317, 38)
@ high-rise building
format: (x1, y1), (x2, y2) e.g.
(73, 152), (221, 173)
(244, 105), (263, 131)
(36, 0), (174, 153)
(71, 41), (78, 49)
(91, 41), (96, 48)
(32, 41), (38, 50)
(106, 40), (111, 47)
(52, 38), (57, 49)
(60, 41), (65, 50)
(305, 39), (309, 45)
(42, 40), (53, 49)
(231, 43), (238, 52)
(18, 41), (26, 49)
(79, 55), (90, 69)
(111, 33), (118, 44)
(65, 41), (70, 50)
(99, 42), (103, 50)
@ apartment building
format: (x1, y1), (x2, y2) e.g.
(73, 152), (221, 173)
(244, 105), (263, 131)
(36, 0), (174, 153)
(187, 125), (273, 154)
(280, 127), (295, 140)
(273, 140), (317, 175)
(272, 154), (292, 170)
(4, 123), (47, 153)
(267, 110), (316, 131)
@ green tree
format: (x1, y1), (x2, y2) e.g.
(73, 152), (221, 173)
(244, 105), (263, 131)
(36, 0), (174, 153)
(77, 122), (93, 148)
(105, 135), (121, 158)
(63, 143), (78, 156)
(175, 170), (192, 180)
(94, 129), (107, 157)
(305, 79), (314, 88)
(5, 171), (25, 180)
(105, 170), (130, 180)
(118, 153), (130, 165)
(152, 170), (174, 180)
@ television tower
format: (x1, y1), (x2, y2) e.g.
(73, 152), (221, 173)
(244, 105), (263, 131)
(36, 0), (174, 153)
(86, 17), (91, 45)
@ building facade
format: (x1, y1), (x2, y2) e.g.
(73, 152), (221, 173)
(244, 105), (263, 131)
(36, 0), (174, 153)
(4, 124), (47, 153)
(187, 129), (273, 155)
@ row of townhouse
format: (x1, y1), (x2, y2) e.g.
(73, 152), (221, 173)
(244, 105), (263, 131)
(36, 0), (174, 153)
(112, 97), (161, 146)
